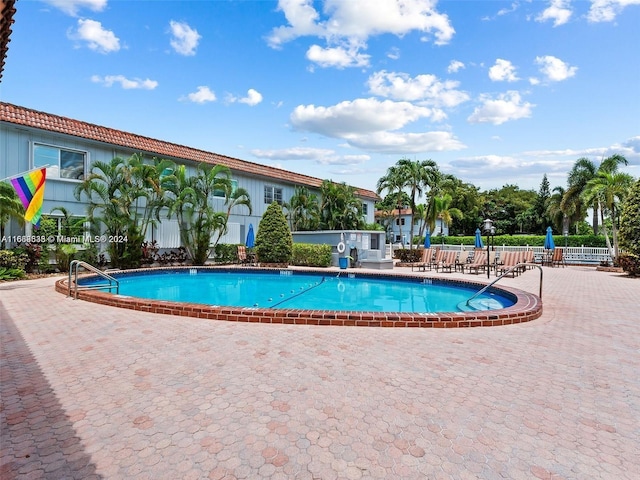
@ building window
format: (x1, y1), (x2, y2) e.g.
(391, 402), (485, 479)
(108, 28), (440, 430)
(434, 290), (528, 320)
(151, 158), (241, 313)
(214, 180), (238, 198)
(396, 218), (405, 226)
(264, 186), (283, 205)
(33, 143), (86, 180)
(362, 203), (368, 215)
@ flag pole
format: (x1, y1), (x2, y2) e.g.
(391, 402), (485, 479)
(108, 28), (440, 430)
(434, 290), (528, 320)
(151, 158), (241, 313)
(0, 165), (52, 182)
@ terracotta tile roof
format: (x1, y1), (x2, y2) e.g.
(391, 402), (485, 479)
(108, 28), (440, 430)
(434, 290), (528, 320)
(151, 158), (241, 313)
(0, 102), (379, 200)
(0, 0), (17, 81)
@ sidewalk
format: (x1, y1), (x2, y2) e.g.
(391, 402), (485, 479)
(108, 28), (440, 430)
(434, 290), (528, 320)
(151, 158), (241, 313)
(1, 266), (639, 479)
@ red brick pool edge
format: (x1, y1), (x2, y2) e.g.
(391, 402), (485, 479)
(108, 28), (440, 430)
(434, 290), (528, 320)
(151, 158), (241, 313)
(55, 267), (542, 328)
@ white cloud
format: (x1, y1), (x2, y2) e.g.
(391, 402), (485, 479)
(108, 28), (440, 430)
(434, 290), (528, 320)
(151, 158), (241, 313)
(536, 0), (573, 26)
(346, 131), (466, 154)
(535, 55), (577, 82)
(497, 2), (519, 16)
(70, 19), (120, 53)
(447, 60), (465, 73)
(367, 70), (469, 109)
(267, 0), (455, 68)
(488, 59), (519, 82)
(468, 91), (534, 125)
(306, 42), (370, 68)
(250, 147), (369, 165)
(290, 97), (464, 153)
(182, 86), (216, 104)
(91, 75), (158, 90)
(237, 89), (264, 106)
(387, 47), (400, 60)
(42, 0), (106, 17)
(169, 20), (201, 56)
(588, 0), (640, 22)
(367, 70), (469, 114)
(290, 98), (434, 137)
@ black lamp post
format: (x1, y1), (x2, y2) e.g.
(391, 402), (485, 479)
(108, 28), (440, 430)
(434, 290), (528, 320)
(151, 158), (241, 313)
(483, 218), (495, 279)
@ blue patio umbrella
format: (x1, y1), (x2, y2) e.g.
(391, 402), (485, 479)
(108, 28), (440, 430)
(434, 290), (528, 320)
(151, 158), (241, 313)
(544, 226), (555, 250)
(424, 233), (431, 248)
(246, 223), (255, 248)
(474, 228), (484, 248)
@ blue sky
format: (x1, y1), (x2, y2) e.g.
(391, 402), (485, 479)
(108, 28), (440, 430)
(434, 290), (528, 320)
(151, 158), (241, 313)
(2, 0), (639, 195)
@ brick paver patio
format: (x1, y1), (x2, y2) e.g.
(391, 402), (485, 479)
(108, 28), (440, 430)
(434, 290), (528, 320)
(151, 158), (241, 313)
(1, 265), (638, 479)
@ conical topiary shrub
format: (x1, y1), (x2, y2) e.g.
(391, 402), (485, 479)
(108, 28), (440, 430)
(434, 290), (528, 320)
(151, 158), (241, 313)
(255, 202), (293, 265)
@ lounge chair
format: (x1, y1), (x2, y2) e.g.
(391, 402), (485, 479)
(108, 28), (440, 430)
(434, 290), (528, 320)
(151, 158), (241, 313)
(438, 250), (459, 273)
(237, 245), (255, 266)
(518, 250), (534, 273)
(551, 248), (566, 267)
(496, 251), (520, 277)
(412, 248), (433, 272)
(455, 250), (473, 272)
(430, 248), (445, 271)
(464, 251), (487, 274)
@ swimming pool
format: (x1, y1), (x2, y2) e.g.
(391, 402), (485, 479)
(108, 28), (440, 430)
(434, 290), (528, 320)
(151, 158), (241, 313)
(59, 267), (543, 327)
(79, 268), (514, 313)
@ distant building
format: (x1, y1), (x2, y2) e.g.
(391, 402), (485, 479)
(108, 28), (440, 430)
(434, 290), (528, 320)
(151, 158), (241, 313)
(375, 208), (449, 245)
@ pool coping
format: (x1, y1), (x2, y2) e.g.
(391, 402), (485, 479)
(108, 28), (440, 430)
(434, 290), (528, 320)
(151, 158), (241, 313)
(55, 266), (543, 327)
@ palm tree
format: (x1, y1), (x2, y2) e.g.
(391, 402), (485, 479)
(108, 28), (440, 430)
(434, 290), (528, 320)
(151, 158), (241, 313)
(563, 155), (628, 234)
(377, 159), (441, 247)
(284, 186), (320, 231)
(166, 164), (235, 265)
(211, 183), (252, 248)
(546, 186), (569, 234)
(582, 170), (634, 260)
(319, 181), (362, 230)
(377, 165), (407, 242)
(74, 156), (147, 268)
(0, 182), (25, 248)
(433, 194), (463, 236)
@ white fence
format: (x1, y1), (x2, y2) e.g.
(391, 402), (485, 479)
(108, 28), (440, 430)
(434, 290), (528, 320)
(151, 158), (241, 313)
(386, 244), (612, 265)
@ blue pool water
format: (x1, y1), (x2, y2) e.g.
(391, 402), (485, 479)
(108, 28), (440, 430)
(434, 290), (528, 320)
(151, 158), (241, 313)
(82, 269), (515, 313)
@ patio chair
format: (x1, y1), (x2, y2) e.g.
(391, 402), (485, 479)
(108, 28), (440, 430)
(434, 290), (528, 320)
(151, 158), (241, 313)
(519, 250), (534, 273)
(438, 250), (459, 273)
(496, 251), (520, 277)
(463, 251), (487, 274)
(237, 245), (254, 266)
(551, 248), (566, 268)
(430, 248), (445, 271)
(412, 248), (433, 272)
(455, 250), (473, 272)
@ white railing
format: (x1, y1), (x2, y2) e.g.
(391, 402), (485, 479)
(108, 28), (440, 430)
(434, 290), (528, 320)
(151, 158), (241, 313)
(387, 244), (612, 265)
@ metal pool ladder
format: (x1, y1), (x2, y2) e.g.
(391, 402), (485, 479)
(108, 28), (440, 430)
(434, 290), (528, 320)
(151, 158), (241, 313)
(465, 263), (543, 307)
(68, 260), (119, 299)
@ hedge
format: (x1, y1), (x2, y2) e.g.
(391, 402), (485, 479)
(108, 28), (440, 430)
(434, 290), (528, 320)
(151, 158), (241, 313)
(291, 243), (332, 267)
(416, 235), (608, 248)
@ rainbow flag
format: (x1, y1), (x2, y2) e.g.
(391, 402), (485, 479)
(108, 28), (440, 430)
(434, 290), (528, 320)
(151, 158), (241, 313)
(10, 168), (47, 228)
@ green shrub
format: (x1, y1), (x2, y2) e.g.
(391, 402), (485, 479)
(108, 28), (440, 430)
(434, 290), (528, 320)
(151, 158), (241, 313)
(13, 243), (43, 273)
(619, 179), (640, 259)
(0, 250), (28, 270)
(212, 243), (240, 264)
(291, 243), (332, 267)
(394, 248), (422, 263)
(424, 234), (607, 248)
(617, 253), (640, 276)
(0, 267), (26, 281)
(255, 203), (293, 264)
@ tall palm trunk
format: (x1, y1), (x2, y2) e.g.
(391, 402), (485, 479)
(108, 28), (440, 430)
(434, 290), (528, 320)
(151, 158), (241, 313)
(598, 200), (614, 260)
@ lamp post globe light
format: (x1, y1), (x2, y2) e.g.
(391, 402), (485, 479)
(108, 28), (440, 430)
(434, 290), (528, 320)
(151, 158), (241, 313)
(483, 219), (494, 279)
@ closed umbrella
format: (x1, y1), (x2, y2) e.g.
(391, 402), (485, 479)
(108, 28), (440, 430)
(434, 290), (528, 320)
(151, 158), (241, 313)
(424, 233), (431, 248)
(544, 226), (555, 250)
(474, 228), (484, 248)
(246, 223), (255, 248)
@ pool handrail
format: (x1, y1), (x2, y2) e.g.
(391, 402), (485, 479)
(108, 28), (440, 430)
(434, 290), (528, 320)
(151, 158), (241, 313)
(68, 260), (119, 299)
(466, 262), (543, 306)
